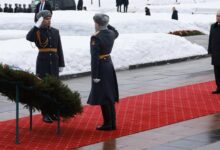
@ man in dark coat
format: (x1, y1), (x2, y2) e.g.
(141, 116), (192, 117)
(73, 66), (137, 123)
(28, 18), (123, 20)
(8, 4), (13, 13)
(145, 6), (151, 16)
(0, 5), (2, 12)
(171, 7), (178, 20)
(122, 0), (129, 13)
(27, 4), (32, 13)
(116, 0), (122, 12)
(77, 0), (83, 10)
(23, 4), (27, 13)
(26, 10), (65, 123)
(88, 13), (119, 131)
(208, 10), (220, 94)
(34, 0), (52, 22)
(17, 4), (23, 12)
(3, 4), (9, 12)
(14, 4), (18, 13)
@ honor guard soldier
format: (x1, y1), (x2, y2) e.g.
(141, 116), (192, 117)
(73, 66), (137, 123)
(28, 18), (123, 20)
(26, 10), (65, 123)
(87, 13), (119, 131)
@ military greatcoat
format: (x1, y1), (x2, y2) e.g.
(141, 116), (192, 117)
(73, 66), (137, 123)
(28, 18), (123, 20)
(26, 26), (65, 78)
(87, 25), (119, 105)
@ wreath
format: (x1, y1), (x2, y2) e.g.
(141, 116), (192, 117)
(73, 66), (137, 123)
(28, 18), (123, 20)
(0, 64), (82, 119)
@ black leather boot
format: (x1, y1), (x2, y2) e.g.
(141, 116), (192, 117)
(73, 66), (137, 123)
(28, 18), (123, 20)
(97, 105), (113, 131)
(111, 104), (116, 130)
(212, 89), (220, 94)
(42, 114), (53, 123)
(96, 124), (113, 131)
(49, 114), (59, 121)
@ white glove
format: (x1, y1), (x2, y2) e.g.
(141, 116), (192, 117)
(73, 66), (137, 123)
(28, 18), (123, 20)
(35, 17), (43, 28)
(59, 67), (64, 72)
(93, 78), (101, 83)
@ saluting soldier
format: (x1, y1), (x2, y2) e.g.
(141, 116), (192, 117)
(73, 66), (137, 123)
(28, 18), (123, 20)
(87, 13), (119, 131)
(26, 10), (65, 123)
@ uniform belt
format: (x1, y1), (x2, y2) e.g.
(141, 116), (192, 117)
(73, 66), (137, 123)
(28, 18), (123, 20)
(39, 48), (57, 52)
(99, 54), (110, 59)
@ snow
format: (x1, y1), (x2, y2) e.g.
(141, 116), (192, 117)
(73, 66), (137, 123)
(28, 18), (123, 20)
(0, 0), (215, 75)
(0, 32), (206, 75)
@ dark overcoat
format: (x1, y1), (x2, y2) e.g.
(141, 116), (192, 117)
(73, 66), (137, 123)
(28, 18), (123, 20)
(172, 10), (178, 20)
(26, 26), (65, 78)
(87, 25), (119, 105)
(122, 0), (129, 6)
(14, 6), (18, 13)
(208, 22), (220, 66)
(116, 0), (123, 6)
(145, 7), (151, 16)
(8, 7), (13, 13)
(77, 0), (83, 10)
(3, 7), (9, 12)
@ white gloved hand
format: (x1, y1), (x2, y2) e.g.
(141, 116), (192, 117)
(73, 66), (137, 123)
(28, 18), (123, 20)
(93, 78), (101, 83)
(35, 17), (43, 28)
(59, 67), (64, 72)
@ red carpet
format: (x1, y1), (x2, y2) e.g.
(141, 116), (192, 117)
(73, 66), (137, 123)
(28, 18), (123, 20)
(1, 81), (220, 149)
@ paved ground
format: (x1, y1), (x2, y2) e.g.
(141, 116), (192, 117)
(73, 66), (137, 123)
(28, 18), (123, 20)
(185, 35), (209, 50)
(2, 35), (220, 150)
(0, 56), (213, 120)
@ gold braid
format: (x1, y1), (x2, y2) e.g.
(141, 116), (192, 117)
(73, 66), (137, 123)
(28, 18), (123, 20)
(36, 31), (49, 48)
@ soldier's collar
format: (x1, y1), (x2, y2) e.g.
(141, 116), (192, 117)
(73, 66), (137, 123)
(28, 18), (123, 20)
(40, 26), (51, 30)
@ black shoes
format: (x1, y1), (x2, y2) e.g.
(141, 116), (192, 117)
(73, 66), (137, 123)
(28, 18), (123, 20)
(212, 89), (220, 94)
(50, 114), (59, 121)
(42, 114), (59, 123)
(96, 124), (116, 131)
(42, 114), (53, 123)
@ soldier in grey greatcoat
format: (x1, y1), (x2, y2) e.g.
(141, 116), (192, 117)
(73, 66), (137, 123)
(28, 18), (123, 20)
(87, 13), (119, 131)
(26, 10), (65, 123)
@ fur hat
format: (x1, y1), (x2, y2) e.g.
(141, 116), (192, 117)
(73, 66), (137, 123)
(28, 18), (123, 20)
(36, 10), (52, 20)
(93, 13), (109, 26)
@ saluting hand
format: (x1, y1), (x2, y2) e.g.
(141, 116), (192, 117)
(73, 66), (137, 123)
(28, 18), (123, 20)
(93, 78), (101, 83)
(35, 17), (43, 28)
